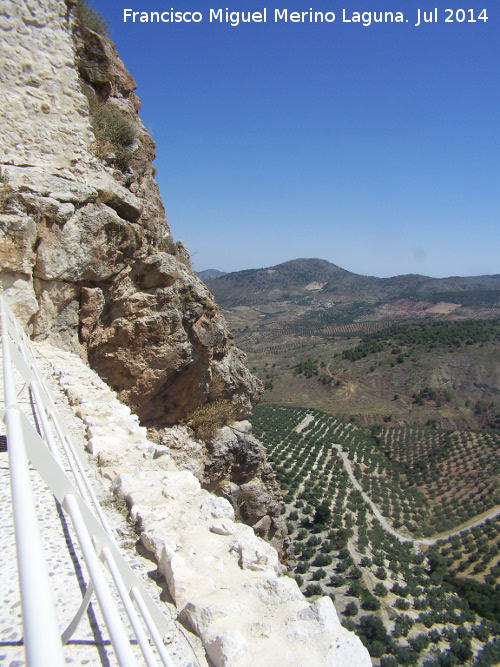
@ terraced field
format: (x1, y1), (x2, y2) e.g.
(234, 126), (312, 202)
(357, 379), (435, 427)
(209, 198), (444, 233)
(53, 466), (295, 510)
(376, 427), (500, 535)
(251, 406), (500, 665)
(433, 520), (500, 586)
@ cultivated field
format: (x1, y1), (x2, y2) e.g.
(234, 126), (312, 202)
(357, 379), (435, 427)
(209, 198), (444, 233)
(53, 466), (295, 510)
(251, 405), (500, 665)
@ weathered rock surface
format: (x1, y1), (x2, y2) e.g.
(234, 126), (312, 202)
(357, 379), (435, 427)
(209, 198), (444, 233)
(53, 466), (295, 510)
(0, 0), (261, 421)
(40, 342), (372, 667)
(0, 0), (290, 545)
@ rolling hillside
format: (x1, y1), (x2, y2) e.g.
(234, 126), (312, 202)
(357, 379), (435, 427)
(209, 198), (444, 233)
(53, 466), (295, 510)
(204, 258), (500, 309)
(251, 405), (500, 666)
(201, 258), (500, 429)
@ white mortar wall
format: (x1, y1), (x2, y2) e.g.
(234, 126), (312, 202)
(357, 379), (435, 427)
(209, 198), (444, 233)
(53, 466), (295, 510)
(0, 0), (95, 170)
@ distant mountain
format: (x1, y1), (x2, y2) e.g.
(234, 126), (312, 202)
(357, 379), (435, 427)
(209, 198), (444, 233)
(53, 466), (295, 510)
(196, 269), (227, 281)
(205, 258), (500, 308)
(209, 258), (500, 433)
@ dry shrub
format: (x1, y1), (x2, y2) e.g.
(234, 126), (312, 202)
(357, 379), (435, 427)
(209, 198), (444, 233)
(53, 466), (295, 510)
(208, 372), (227, 400)
(90, 105), (136, 171)
(0, 168), (13, 212)
(181, 399), (235, 441)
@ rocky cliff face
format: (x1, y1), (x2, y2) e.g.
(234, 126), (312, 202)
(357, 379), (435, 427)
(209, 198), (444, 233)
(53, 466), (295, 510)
(0, 0), (286, 549)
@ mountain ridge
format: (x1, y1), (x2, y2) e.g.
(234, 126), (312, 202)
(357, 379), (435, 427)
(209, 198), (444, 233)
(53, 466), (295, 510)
(196, 268), (227, 280)
(205, 257), (500, 308)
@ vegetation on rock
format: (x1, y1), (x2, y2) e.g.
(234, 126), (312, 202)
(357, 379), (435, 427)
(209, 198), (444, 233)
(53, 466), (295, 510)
(180, 399), (235, 441)
(74, 0), (109, 37)
(0, 167), (12, 212)
(90, 104), (137, 171)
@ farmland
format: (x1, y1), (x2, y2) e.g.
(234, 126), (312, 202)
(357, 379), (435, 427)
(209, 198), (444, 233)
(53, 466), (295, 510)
(205, 259), (500, 428)
(251, 405), (500, 665)
(204, 259), (500, 661)
(342, 320), (500, 362)
(245, 320), (500, 430)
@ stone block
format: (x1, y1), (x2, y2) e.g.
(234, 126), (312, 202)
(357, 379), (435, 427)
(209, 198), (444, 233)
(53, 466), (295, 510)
(205, 631), (249, 667)
(229, 527), (280, 573)
(245, 575), (303, 605)
(199, 495), (235, 522)
(159, 543), (216, 608)
(180, 601), (228, 638)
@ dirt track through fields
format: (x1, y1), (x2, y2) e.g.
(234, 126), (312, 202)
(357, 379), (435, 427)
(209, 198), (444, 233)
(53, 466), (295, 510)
(333, 444), (500, 546)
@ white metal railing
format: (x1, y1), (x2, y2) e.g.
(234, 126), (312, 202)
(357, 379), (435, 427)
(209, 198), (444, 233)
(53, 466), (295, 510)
(0, 297), (175, 666)
(1, 302), (65, 667)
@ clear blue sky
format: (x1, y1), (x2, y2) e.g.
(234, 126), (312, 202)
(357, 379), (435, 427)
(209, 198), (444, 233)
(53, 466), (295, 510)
(93, 0), (499, 278)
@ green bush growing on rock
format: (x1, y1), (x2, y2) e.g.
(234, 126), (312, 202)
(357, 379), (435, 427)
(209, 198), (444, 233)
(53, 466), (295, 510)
(75, 0), (109, 37)
(90, 105), (137, 171)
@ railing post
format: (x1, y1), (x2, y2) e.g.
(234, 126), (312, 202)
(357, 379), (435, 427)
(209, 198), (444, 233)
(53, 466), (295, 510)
(64, 493), (139, 667)
(1, 298), (65, 667)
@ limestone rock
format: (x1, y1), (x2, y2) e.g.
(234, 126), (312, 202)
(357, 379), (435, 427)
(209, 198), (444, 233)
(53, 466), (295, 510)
(199, 496), (235, 522)
(180, 601), (228, 638)
(0, 214), (36, 273)
(245, 576), (303, 605)
(229, 526), (280, 573)
(1, 0), (278, 556)
(286, 598), (340, 641)
(33, 279), (80, 351)
(157, 426), (205, 478)
(74, 18), (136, 96)
(161, 470), (201, 500)
(203, 425), (287, 553)
(35, 203), (142, 282)
(1, 272), (39, 328)
(209, 521), (235, 536)
(5, 167), (98, 205)
(206, 631), (249, 667)
(79, 287), (105, 344)
(159, 543), (217, 608)
(91, 173), (143, 222)
(298, 596), (341, 629)
(87, 435), (122, 457)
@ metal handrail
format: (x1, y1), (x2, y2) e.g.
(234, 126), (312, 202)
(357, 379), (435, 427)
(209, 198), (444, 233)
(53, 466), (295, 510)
(1, 299), (65, 667)
(0, 297), (175, 666)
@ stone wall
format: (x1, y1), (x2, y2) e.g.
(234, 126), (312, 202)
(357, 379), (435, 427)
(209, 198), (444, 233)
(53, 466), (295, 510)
(0, 0), (95, 325)
(0, 0), (96, 171)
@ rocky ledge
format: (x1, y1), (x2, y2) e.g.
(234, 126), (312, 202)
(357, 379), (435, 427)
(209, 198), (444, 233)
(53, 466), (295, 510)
(40, 341), (371, 666)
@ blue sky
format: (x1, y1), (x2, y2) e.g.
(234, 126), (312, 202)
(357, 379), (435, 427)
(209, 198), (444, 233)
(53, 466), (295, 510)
(93, 0), (499, 278)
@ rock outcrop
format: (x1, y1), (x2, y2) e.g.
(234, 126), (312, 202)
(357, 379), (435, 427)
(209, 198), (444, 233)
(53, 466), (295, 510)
(1, 0), (261, 425)
(0, 0), (288, 546)
(1, 1), (375, 662)
(158, 420), (286, 554)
